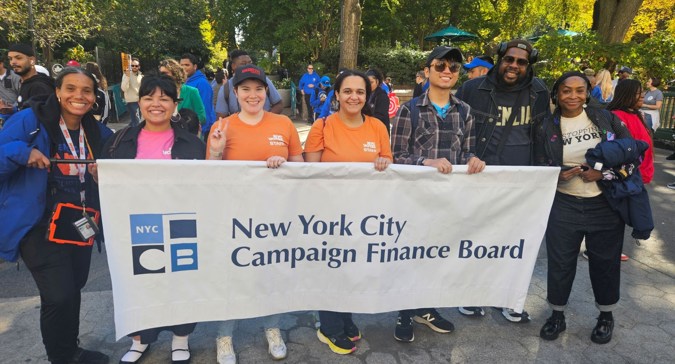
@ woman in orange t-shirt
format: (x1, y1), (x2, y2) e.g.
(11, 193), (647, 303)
(207, 65), (303, 363)
(305, 70), (392, 355)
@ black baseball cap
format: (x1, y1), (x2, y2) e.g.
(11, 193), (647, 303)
(233, 64), (267, 87)
(426, 46), (464, 67)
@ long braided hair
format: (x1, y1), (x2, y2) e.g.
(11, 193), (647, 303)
(606, 79), (652, 137)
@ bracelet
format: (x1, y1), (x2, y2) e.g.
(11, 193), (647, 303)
(210, 151), (223, 158)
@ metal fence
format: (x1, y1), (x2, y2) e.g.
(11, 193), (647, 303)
(655, 91), (675, 142)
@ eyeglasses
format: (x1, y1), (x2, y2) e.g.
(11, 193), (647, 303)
(501, 56), (529, 67)
(431, 60), (461, 73)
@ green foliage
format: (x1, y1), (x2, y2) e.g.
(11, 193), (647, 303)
(632, 32), (675, 83)
(272, 78), (292, 90)
(1, 0), (100, 63)
(63, 44), (94, 64)
(360, 47), (428, 85)
(316, 45), (426, 86)
(533, 31), (675, 87)
(94, 0), (212, 65)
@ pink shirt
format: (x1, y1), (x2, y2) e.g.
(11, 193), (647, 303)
(135, 129), (175, 160)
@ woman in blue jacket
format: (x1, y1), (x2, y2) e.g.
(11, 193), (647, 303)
(0, 67), (112, 364)
(534, 71), (633, 345)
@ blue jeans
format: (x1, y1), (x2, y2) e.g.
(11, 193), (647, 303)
(126, 102), (140, 127)
(545, 192), (624, 311)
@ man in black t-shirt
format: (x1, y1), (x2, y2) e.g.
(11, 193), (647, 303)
(455, 39), (551, 323)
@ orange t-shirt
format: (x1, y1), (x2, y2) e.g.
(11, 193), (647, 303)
(207, 112), (303, 160)
(304, 114), (393, 162)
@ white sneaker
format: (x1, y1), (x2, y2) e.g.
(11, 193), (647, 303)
(265, 328), (287, 360)
(216, 336), (236, 364)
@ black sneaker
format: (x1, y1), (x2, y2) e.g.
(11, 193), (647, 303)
(394, 313), (414, 342)
(666, 152), (675, 161)
(458, 306), (485, 317)
(316, 329), (356, 355)
(540, 314), (566, 341)
(413, 309), (454, 333)
(344, 322), (362, 342)
(67, 347), (109, 364)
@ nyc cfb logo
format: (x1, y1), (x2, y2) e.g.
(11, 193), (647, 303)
(130, 213), (198, 275)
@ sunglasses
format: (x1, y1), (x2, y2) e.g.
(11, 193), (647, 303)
(431, 60), (461, 73)
(501, 56), (529, 67)
(131, 65), (140, 68)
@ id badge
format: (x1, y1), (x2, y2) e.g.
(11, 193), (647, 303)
(73, 215), (100, 241)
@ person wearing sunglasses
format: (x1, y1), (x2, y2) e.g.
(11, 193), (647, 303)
(299, 64), (321, 124)
(454, 39), (551, 322)
(121, 58), (143, 127)
(391, 46), (485, 343)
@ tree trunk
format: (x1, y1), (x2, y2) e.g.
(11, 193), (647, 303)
(339, 0), (361, 70)
(592, 0), (644, 43)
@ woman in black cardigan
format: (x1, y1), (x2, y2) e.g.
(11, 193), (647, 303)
(365, 68), (391, 134)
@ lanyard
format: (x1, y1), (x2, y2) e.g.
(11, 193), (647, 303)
(58, 116), (87, 208)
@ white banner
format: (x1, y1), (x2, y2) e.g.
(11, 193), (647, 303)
(98, 160), (559, 339)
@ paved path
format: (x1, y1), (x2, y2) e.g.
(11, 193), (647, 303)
(1, 124), (674, 363)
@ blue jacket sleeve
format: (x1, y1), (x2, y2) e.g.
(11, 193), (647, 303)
(318, 90), (334, 119)
(266, 79), (282, 105)
(0, 113), (38, 181)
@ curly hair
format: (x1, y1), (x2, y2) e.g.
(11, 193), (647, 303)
(158, 58), (186, 86)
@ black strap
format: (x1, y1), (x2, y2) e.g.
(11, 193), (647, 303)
(107, 126), (131, 158)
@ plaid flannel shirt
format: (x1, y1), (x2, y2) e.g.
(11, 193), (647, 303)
(391, 92), (476, 165)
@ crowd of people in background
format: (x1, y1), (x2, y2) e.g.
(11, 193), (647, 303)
(0, 38), (671, 364)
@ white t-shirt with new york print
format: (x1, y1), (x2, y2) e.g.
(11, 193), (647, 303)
(557, 110), (602, 197)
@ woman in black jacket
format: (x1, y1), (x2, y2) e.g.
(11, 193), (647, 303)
(365, 68), (391, 134)
(534, 71), (633, 345)
(99, 75), (205, 364)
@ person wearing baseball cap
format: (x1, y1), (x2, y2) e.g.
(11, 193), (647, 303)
(7, 44), (54, 109)
(392, 45), (486, 342)
(463, 55), (494, 79)
(208, 63), (303, 363)
(455, 39), (550, 322)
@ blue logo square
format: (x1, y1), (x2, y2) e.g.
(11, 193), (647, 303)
(171, 243), (198, 272)
(169, 219), (197, 239)
(130, 214), (164, 245)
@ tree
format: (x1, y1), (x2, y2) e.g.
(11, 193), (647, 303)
(592, 0), (644, 43)
(1, 0), (100, 65)
(93, 0), (212, 64)
(340, 0), (362, 69)
(626, 0), (675, 41)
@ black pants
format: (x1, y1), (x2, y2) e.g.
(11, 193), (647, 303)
(303, 93), (314, 122)
(131, 323), (197, 345)
(20, 224), (94, 363)
(318, 311), (354, 336)
(545, 192), (625, 311)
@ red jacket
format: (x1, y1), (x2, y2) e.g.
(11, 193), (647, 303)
(612, 110), (653, 184)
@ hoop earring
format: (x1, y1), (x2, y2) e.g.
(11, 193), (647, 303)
(171, 112), (182, 123)
(92, 102), (100, 111)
